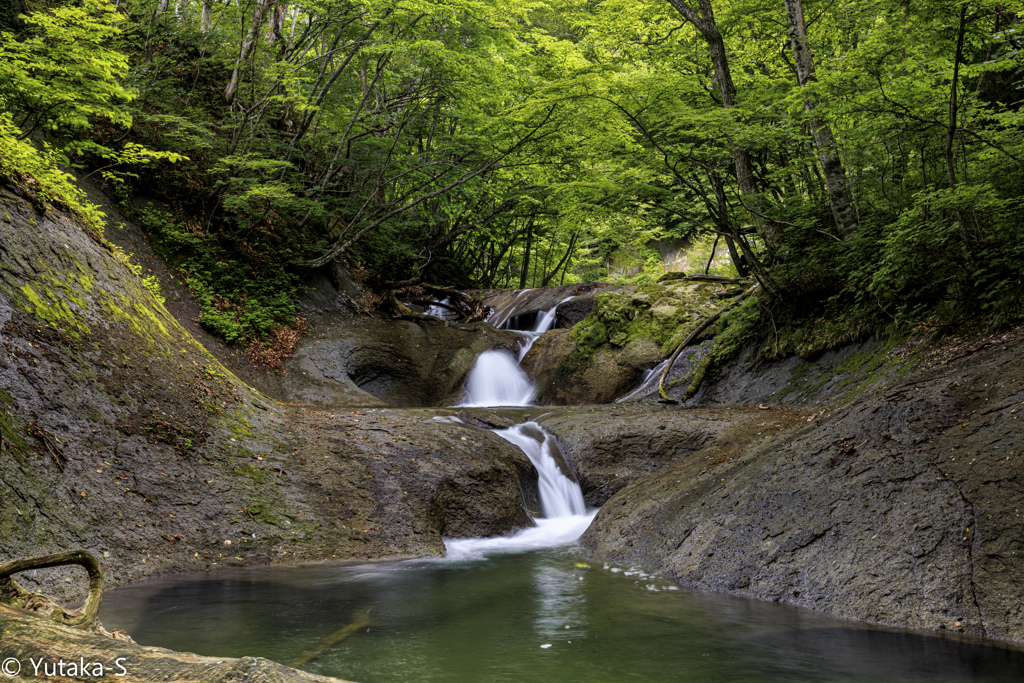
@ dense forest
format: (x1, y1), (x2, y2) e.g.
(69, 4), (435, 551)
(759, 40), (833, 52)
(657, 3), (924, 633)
(1, 0), (1022, 358)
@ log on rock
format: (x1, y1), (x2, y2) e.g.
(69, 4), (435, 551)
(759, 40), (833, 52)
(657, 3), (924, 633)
(396, 284), (490, 322)
(656, 273), (751, 285)
(0, 603), (354, 683)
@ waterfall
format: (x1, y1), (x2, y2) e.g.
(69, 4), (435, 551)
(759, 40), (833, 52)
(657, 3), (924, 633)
(497, 422), (587, 518)
(445, 421), (595, 560)
(459, 299), (570, 407)
(616, 359), (669, 403)
(459, 350), (536, 407)
(424, 297), (451, 319)
(515, 298), (570, 361)
(446, 293), (595, 559)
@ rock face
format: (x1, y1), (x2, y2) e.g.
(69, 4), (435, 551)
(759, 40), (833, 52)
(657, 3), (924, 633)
(519, 280), (730, 404)
(0, 186), (534, 603)
(281, 313), (521, 407)
(521, 333), (662, 405)
(475, 284), (616, 328)
(0, 602), (351, 682)
(580, 330), (1024, 642)
(535, 404), (766, 506)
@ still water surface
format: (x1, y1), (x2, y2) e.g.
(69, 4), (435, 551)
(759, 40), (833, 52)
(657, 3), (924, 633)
(100, 546), (1024, 683)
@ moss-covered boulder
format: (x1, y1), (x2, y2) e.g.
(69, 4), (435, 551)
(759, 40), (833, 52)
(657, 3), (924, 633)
(520, 280), (734, 404)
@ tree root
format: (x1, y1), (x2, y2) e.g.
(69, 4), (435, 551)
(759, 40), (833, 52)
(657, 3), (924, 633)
(0, 550), (132, 641)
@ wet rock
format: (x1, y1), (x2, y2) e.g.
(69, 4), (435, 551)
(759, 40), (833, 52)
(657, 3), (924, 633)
(0, 186), (535, 602)
(0, 602), (351, 682)
(520, 333), (661, 405)
(554, 295), (595, 329)
(582, 331), (1024, 642)
(283, 314), (521, 407)
(537, 405), (760, 506)
(476, 284), (619, 329)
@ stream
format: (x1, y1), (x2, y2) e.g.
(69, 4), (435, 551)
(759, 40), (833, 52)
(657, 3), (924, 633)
(99, 298), (1024, 682)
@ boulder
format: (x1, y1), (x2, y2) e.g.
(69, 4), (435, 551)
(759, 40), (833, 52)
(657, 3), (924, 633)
(282, 314), (521, 407)
(520, 333), (661, 405)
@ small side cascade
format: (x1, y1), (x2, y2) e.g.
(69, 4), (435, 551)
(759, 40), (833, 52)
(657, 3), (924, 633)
(616, 359), (669, 403)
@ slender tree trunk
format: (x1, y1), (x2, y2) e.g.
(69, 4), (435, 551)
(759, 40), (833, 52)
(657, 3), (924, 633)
(541, 230), (579, 286)
(946, 3), (969, 190)
(784, 0), (857, 238)
(200, 0), (212, 33)
(268, 2), (287, 45)
(666, 0), (770, 245)
(519, 217), (534, 289)
(224, 0), (277, 104)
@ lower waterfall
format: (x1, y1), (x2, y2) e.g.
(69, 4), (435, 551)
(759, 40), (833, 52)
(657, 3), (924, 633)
(445, 421), (595, 561)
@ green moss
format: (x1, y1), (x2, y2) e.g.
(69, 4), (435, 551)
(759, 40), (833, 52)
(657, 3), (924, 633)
(570, 282), (724, 364)
(232, 463), (267, 483)
(17, 283), (87, 336)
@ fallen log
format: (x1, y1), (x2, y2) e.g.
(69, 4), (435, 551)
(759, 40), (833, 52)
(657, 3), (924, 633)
(0, 552), (353, 682)
(0, 605), (353, 682)
(657, 287), (756, 401)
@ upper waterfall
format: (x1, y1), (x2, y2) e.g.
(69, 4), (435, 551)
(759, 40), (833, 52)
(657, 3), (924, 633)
(458, 299), (571, 407)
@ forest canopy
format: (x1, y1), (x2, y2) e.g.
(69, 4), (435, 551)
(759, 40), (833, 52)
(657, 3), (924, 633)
(1, 0), (1022, 352)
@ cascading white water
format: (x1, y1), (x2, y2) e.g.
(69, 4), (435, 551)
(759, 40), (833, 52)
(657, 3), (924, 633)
(515, 298), (571, 361)
(459, 299), (571, 407)
(424, 297), (451, 319)
(498, 422), (586, 518)
(616, 359), (669, 403)
(459, 350), (536, 407)
(446, 421), (595, 560)
(448, 294), (595, 558)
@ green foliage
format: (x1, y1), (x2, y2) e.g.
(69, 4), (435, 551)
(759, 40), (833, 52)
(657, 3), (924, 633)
(869, 185), (1024, 326)
(4, 0), (1022, 353)
(0, 112), (106, 229)
(140, 208), (301, 344)
(0, 0), (183, 232)
(0, 0), (133, 139)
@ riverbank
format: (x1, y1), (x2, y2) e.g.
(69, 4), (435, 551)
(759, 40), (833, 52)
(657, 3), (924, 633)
(4, 180), (1024, 649)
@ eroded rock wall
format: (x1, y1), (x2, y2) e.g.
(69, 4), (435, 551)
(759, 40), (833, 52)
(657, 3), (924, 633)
(0, 187), (534, 602)
(580, 330), (1024, 641)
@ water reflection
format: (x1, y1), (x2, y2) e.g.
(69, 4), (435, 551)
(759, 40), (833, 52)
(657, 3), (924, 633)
(100, 550), (1024, 683)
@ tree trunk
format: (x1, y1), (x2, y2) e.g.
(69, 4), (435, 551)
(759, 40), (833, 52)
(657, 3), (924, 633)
(200, 0), (212, 33)
(519, 217), (534, 289)
(783, 0), (857, 238)
(666, 0), (770, 246)
(268, 2), (287, 45)
(224, 0), (277, 104)
(946, 3), (969, 190)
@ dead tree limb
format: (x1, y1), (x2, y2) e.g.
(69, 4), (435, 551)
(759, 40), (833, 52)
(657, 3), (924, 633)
(658, 287), (756, 402)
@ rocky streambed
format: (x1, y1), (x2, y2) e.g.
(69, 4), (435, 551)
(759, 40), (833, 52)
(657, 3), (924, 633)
(3, 176), (1024, 677)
